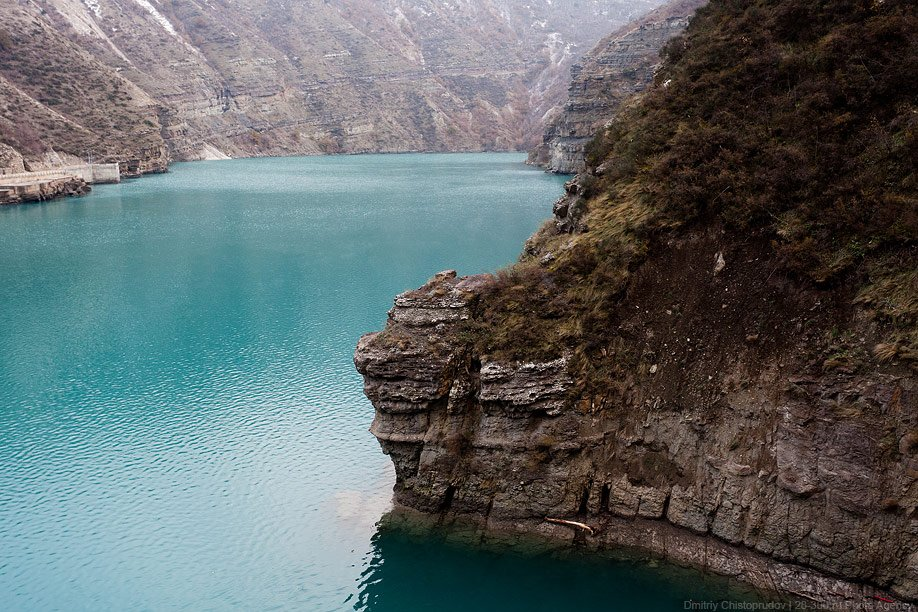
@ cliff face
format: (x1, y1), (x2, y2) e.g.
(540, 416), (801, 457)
(528, 0), (704, 173)
(356, 237), (918, 606)
(19, 0), (668, 163)
(357, 0), (917, 603)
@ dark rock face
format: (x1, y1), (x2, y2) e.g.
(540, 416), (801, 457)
(356, 253), (918, 605)
(529, 0), (705, 173)
(550, 176), (592, 234)
(357, 0), (917, 605)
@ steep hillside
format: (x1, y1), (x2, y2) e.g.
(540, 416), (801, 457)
(529, 0), (705, 173)
(357, 0), (917, 603)
(25, 0), (666, 161)
(0, 4), (168, 173)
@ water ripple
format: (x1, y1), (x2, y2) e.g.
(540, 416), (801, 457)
(0, 154), (755, 611)
(0, 154), (566, 610)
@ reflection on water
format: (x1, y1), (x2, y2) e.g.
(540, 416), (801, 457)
(355, 513), (765, 612)
(0, 153), (763, 610)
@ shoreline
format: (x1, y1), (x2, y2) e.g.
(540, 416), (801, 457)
(180, 147), (532, 163)
(381, 503), (915, 611)
(0, 175), (90, 207)
(1, 162), (123, 207)
(0, 149), (541, 208)
(355, 266), (918, 610)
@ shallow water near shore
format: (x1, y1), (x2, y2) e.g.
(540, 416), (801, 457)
(0, 153), (762, 610)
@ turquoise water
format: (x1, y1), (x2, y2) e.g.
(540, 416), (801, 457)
(0, 154), (757, 610)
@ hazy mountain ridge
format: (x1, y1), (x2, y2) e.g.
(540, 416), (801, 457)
(1, 0), (666, 170)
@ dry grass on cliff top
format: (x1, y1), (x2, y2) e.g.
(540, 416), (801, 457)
(465, 0), (918, 376)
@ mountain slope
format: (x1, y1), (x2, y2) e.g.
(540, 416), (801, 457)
(0, 3), (168, 172)
(528, 0), (705, 173)
(22, 0), (667, 162)
(491, 0), (917, 369)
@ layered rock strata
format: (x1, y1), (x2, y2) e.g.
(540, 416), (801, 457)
(17, 0), (670, 162)
(358, 0), (917, 605)
(356, 257), (918, 604)
(529, 0), (705, 173)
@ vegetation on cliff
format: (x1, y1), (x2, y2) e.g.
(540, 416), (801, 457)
(529, 0), (704, 173)
(0, 5), (166, 171)
(1, 0), (666, 165)
(358, 3), (918, 599)
(465, 0), (917, 382)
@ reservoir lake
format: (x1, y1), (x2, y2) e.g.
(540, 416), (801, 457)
(0, 153), (759, 610)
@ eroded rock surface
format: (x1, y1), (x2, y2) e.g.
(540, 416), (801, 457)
(6, 0), (673, 163)
(357, 0), (917, 605)
(0, 4), (169, 175)
(357, 258), (918, 605)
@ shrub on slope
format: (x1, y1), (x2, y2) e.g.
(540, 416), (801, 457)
(467, 0), (917, 376)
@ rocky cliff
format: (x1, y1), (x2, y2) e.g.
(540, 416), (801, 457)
(357, 0), (917, 604)
(4, 0), (670, 166)
(528, 0), (704, 173)
(357, 257), (917, 605)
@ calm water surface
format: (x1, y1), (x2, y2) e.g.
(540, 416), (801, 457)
(0, 154), (758, 610)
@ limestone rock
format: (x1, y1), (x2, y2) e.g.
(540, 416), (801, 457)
(11, 0), (675, 162)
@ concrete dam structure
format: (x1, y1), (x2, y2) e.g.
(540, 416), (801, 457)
(0, 164), (120, 205)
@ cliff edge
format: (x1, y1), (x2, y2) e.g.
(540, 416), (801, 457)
(358, 0), (917, 604)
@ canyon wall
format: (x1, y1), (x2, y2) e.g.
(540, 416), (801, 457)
(356, 0), (917, 604)
(0, 0), (671, 169)
(529, 0), (704, 173)
(0, 3), (168, 174)
(356, 235), (918, 606)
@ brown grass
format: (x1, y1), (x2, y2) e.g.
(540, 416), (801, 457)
(456, 0), (917, 377)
